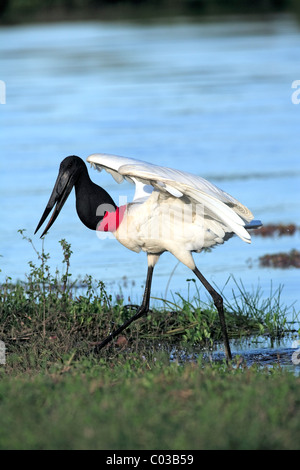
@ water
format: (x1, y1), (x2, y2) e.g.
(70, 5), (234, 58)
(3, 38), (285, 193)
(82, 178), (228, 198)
(1, 17), (300, 320)
(171, 337), (300, 375)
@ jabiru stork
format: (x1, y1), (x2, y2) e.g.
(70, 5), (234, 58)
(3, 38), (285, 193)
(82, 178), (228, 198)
(35, 153), (262, 361)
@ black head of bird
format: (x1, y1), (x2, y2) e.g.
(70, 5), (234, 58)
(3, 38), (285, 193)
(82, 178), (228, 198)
(34, 155), (116, 237)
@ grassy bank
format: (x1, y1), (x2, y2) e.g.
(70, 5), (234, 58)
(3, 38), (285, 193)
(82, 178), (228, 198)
(0, 234), (299, 449)
(1, 0), (300, 24)
(1, 232), (297, 372)
(0, 356), (300, 450)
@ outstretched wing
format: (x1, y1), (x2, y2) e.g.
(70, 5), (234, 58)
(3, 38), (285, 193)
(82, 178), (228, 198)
(87, 153), (154, 202)
(87, 153), (255, 242)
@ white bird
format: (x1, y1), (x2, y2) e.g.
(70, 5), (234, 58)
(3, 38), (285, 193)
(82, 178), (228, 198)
(35, 153), (262, 361)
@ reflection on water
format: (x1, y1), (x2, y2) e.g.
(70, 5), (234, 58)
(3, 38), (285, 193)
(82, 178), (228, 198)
(1, 17), (300, 315)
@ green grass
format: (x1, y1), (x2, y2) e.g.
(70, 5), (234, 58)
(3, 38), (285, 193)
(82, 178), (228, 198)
(0, 355), (299, 450)
(0, 233), (300, 450)
(1, 232), (297, 372)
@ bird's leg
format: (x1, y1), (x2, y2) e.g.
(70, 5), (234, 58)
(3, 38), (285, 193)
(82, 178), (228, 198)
(93, 266), (154, 354)
(193, 267), (232, 362)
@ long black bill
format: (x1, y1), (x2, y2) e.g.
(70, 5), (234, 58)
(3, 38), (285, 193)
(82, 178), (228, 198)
(35, 169), (74, 238)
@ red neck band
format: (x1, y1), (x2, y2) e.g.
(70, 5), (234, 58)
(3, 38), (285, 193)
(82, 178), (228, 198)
(97, 205), (126, 232)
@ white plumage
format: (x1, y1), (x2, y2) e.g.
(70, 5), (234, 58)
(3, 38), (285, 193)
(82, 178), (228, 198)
(87, 153), (257, 271)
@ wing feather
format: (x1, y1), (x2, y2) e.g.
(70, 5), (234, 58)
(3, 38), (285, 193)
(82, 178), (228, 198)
(87, 153), (254, 242)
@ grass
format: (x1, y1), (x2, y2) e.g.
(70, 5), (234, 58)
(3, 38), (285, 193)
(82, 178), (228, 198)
(0, 232), (300, 450)
(1, 231), (298, 371)
(0, 355), (300, 450)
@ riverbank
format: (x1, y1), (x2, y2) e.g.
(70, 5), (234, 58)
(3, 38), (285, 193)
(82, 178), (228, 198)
(1, 234), (298, 370)
(1, 236), (299, 449)
(1, 0), (300, 25)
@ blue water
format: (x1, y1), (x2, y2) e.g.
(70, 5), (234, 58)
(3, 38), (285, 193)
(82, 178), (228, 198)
(1, 17), (300, 314)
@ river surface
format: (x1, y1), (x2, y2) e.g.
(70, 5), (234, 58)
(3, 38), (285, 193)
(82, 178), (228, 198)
(1, 16), (300, 328)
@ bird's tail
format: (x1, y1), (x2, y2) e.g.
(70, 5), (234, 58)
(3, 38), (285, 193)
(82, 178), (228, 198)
(245, 220), (263, 230)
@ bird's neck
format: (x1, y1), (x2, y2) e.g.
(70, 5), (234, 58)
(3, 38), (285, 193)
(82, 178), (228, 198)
(74, 168), (117, 231)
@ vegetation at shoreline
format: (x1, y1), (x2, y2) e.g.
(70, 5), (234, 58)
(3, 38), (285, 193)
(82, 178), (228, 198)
(0, 231), (298, 373)
(1, 0), (300, 24)
(0, 232), (299, 449)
